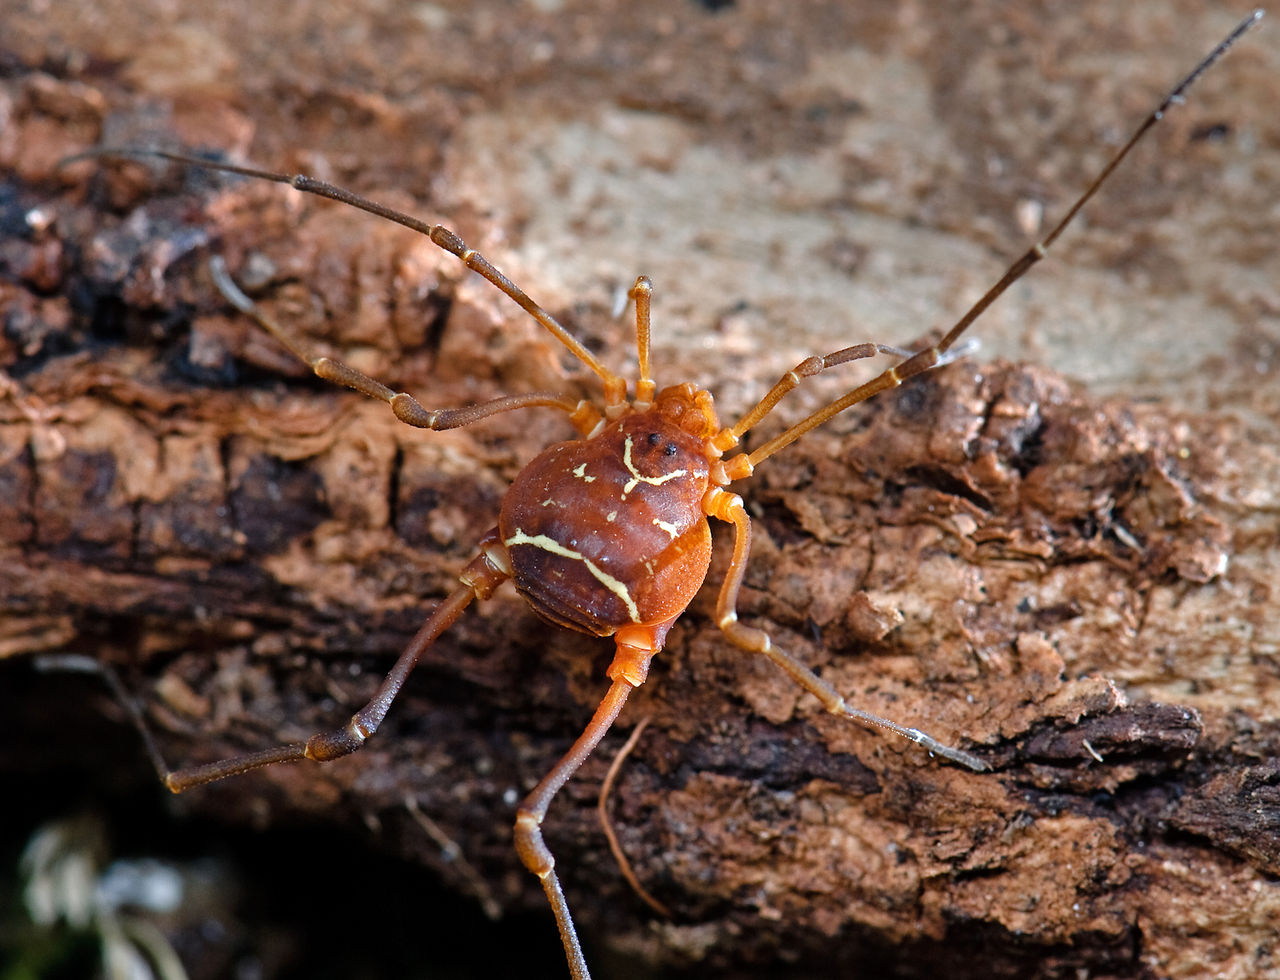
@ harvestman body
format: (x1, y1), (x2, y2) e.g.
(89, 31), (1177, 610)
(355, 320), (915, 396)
(74, 13), (1261, 979)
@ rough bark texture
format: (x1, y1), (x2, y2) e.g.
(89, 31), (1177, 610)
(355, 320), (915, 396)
(2, 2), (1279, 978)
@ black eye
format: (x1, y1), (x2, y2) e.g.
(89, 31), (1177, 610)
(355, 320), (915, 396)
(646, 432), (661, 446)
(664, 442), (678, 457)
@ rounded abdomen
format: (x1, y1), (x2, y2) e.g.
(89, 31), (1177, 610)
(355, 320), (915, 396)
(498, 412), (713, 636)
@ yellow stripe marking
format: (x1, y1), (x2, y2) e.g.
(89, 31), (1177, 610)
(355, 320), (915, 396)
(652, 517), (679, 540)
(621, 436), (686, 497)
(504, 529), (640, 622)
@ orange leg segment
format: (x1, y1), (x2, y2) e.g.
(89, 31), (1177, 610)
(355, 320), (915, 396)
(515, 636), (659, 980)
(516, 677), (634, 980)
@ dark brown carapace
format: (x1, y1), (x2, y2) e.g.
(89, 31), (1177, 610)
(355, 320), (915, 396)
(71, 12), (1260, 980)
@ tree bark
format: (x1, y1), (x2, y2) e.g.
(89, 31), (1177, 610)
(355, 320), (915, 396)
(3, 2), (1279, 978)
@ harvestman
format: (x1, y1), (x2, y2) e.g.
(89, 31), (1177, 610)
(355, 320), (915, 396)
(72, 12), (1261, 979)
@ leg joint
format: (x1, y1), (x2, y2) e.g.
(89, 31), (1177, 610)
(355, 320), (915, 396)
(514, 809), (554, 877)
(304, 722), (366, 762)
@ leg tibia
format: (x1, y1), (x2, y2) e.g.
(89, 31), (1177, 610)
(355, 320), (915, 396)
(164, 742), (307, 792)
(514, 675), (635, 980)
(713, 495), (987, 771)
(210, 257), (580, 431)
(164, 716), (373, 793)
(730, 618), (988, 772)
(79, 578), (483, 795)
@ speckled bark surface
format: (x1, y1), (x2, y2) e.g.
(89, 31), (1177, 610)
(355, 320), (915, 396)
(3, 2), (1279, 978)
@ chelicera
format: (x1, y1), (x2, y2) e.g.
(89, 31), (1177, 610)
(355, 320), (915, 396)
(76, 13), (1260, 980)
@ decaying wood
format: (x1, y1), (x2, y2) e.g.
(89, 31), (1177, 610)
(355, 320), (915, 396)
(3, 2), (1279, 978)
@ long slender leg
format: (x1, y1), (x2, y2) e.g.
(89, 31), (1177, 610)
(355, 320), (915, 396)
(211, 258), (602, 437)
(63, 146), (631, 409)
(516, 677), (632, 980)
(722, 11), (1263, 472)
(597, 716), (671, 917)
(157, 542), (508, 792)
(704, 488), (988, 771)
(711, 341), (973, 458)
(166, 582), (474, 790)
